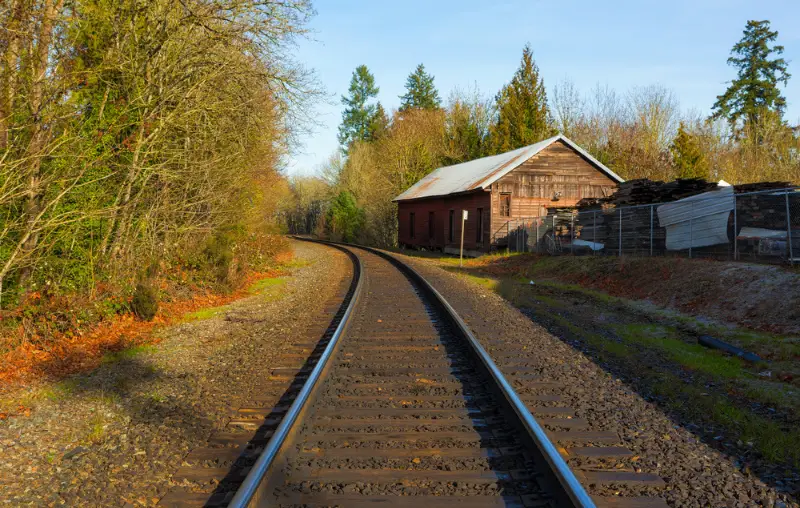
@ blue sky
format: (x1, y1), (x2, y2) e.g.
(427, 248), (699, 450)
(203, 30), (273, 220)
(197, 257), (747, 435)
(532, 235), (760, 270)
(286, 0), (800, 175)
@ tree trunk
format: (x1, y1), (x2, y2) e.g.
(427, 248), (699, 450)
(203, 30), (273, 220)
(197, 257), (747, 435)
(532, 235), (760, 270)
(18, 0), (64, 287)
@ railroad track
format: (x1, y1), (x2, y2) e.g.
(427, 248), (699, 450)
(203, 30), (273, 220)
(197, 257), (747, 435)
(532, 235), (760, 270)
(162, 240), (669, 507)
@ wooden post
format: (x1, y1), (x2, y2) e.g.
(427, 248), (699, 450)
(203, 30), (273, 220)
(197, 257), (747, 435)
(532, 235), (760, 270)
(570, 213), (575, 255)
(733, 193), (738, 261)
(460, 210), (468, 267)
(649, 205), (654, 257)
(786, 192), (794, 266)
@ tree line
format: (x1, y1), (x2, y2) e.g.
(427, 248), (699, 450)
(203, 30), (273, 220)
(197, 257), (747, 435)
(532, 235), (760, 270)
(284, 19), (798, 247)
(0, 0), (317, 310)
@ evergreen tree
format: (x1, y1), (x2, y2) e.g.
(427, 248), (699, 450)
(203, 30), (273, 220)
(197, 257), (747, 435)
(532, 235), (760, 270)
(326, 191), (364, 242)
(711, 20), (791, 135)
(489, 44), (553, 154)
(399, 64), (441, 111)
(368, 102), (390, 141)
(670, 122), (709, 179)
(338, 65), (380, 152)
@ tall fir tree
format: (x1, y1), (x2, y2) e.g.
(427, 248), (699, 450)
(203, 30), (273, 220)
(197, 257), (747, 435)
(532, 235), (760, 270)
(399, 64), (441, 111)
(338, 65), (380, 152)
(489, 44), (553, 154)
(670, 122), (709, 179)
(711, 20), (791, 136)
(368, 102), (390, 141)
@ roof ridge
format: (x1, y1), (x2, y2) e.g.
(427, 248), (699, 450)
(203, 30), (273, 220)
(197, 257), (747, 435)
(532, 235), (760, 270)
(394, 134), (622, 202)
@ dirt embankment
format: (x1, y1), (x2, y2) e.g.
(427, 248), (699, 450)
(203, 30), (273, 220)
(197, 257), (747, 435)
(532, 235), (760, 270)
(470, 255), (800, 336)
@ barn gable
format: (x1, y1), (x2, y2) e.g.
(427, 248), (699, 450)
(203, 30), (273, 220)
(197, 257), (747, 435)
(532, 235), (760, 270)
(393, 134), (623, 202)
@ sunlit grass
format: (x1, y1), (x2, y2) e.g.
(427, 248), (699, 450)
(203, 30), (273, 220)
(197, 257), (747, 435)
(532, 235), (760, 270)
(248, 276), (286, 294)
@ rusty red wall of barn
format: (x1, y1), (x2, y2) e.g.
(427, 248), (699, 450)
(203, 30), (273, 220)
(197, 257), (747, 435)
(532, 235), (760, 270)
(398, 191), (492, 251)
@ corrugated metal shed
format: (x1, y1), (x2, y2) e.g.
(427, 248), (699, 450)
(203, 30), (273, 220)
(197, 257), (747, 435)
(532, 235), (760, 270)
(393, 134), (624, 202)
(657, 183), (734, 250)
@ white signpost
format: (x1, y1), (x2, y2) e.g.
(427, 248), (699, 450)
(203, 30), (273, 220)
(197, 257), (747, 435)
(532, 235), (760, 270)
(460, 210), (468, 267)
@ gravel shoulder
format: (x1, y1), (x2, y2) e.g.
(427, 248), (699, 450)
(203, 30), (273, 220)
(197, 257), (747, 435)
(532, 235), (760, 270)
(393, 251), (797, 507)
(0, 240), (350, 507)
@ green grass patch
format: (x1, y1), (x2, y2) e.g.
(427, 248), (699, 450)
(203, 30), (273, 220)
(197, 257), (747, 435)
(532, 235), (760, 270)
(601, 340), (632, 357)
(650, 373), (800, 465)
(183, 306), (224, 321)
(100, 344), (157, 365)
(248, 276), (286, 294)
(40, 379), (80, 402)
(459, 272), (499, 291)
(614, 324), (744, 379)
(281, 258), (312, 270)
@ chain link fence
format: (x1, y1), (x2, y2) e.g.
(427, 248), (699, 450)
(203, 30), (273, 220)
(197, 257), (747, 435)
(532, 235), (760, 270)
(497, 187), (800, 265)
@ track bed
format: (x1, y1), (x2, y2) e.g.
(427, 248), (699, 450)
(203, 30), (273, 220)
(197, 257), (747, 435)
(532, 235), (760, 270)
(268, 248), (551, 506)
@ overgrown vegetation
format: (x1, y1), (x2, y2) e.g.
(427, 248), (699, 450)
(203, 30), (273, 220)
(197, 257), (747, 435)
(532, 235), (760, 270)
(0, 1), (315, 383)
(283, 20), (798, 247)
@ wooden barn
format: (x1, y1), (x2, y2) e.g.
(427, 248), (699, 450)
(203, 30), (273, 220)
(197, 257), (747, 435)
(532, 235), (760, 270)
(394, 134), (624, 254)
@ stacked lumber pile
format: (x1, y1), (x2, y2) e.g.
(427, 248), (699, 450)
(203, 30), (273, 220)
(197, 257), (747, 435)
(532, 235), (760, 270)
(734, 182), (792, 194)
(580, 179), (717, 254)
(610, 178), (718, 206)
(735, 184), (798, 230)
(604, 205), (665, 255)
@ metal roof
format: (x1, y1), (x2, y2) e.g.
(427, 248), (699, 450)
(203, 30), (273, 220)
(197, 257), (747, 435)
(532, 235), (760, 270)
(393, 134), (624, 202)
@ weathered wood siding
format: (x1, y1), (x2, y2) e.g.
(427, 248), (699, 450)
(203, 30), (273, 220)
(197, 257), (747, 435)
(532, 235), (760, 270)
(398, 191), (492, 252)
(490, 140), (617, 235)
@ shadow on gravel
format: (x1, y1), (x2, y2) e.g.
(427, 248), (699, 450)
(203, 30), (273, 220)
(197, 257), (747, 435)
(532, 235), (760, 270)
(206, 325), (333, 503)
(445, 263), (799, 500)
(35, 352), (216, 450)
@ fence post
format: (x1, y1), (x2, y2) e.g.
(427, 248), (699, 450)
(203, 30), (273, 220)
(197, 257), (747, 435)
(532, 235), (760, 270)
(571, 213), (575, 255)
(786, 192), (794, 266)
(554, 214), (557, 254)
(649, 205), (654, 257)
(689, 201), (693, 259)
(507, 221), (510, 254)
(535, 218), (539, 254)
(733, 193), (738, 261)
(618, 208), (622, 257)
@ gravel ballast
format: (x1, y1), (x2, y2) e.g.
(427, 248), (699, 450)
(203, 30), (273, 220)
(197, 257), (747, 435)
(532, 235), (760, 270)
(394, 252), (796, 508)
(0, 241), (350, 507)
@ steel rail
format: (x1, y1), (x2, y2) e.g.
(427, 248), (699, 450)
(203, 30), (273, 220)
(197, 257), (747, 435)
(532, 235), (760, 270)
(229, 238), (593, 507)
(228, 241), (363, 508)
(360, 245), (595, 508)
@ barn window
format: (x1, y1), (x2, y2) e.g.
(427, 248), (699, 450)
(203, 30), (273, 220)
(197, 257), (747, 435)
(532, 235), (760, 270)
(500, 193), (511, 217)
(428, 211), (435, 239)
(409, 212), (416, 238)
(448, 210), (455, 242)
(476, 208), (484, 243)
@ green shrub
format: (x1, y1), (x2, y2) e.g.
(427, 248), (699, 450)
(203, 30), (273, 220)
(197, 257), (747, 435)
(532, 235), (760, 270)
(131, 283), (158, 321)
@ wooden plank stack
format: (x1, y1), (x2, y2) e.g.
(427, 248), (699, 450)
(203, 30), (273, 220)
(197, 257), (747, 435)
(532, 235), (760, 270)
(609, 178), (719, 207)
(734, 182), (796, 231)
(571, 179), (719, 254)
